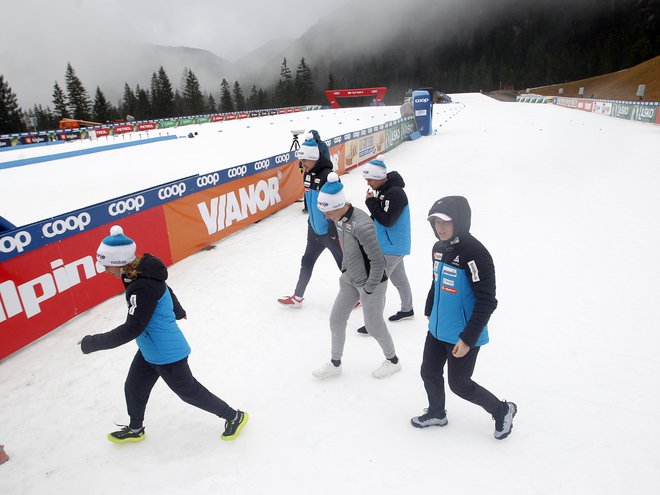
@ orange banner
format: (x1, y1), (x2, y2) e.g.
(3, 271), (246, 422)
(163, 162), (303, 262)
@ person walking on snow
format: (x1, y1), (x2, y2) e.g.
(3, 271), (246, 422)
(278, 137), (343, 308)
(411, 196), (516, 439)
(79, 226), (248, 443)
(312, 173), (401, 379)
(357, 155), (414, 335)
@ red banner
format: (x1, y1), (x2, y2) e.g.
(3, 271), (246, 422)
(0, 208), (171, 360)
(211, 115), (224, 122)
(226, 114), (237, 121)
(94, 128), (110, 137)
(114, 125), (134, 134)
(137, 122), (157, 131)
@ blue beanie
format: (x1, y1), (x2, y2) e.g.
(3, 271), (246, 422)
(295, 138), (320, 161)
(96, 225), (136, 270)
(317, 173), (346, 212)
(362, 155), (387, 180)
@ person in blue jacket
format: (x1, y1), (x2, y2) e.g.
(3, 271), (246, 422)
(357, 155), (413, 335)
(411, 196), (517, 440)
(79, 226), (248, 443)
(278, 138), (343, 308)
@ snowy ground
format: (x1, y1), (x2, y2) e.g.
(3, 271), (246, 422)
(1, 94), (659, 494)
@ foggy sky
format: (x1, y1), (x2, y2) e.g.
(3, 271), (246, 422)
(1, 0), (600, 109)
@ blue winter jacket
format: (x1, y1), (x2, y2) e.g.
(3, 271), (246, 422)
(424, 196), (497, 347)
(304, 155), (336, 236)
(80, 254), (190, 365)
(365, 171), (411, 255)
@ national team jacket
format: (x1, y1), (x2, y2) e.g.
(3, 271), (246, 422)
(364, 171), (411, 256)
(304, 155), (336, 237)
(424, 196), (497, 347)
(335, 205), (387, 293)
(80, 254), (191, 365)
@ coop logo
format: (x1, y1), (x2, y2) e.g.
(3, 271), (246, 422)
(228, 165), (248, 178)
(197, 177), (282, 235)
(158, 183), (187, 200)
(42, 212), (91, 238)
(274, 153), (289, 164)
(0, 256), (99, 322)
(108, 196), (145, 216)
(197, 173), (220, 188)
(0, 231), (32, 254)
(343, 133), (351, 141)
(254, 159), (271, 170)
(333, 136), (342, 144)
(415, 97), (430, 103)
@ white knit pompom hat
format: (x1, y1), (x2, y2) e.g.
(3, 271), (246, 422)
(96, 225), (136, 271)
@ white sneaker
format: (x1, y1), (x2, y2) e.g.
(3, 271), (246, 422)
(372, 359), (401, 378)
(312, 362), (342, 379)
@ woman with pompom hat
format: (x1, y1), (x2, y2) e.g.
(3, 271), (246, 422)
(78, 226), (248, 444)
(313, 173), (401, 379)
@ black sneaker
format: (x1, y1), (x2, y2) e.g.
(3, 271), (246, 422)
(411, 409), (448, 428)
(222, 410), (249, 441)
(494, 401), (517, 440)
(388, 310), (414, 321)
(357, 326), (368, 335)
(107, 425), (145, 444)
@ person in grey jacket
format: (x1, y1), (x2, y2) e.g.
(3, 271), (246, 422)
(312, 173), (401, 379)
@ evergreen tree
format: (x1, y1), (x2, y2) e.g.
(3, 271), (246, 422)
(207, 93), (217, 113)
(92, 87), (113, 123)
(327, 73), (335, 90)
(173, 90), (185, 117)
(246, 85), (259, 110)
(122, 82), (137, 119)
(64, 62), (91, 120)
(135, 85), (151, 120)
(275, 58), (294, 106)
(52, 81), (69, 119)
(32, 104), (57, 130)
(295, 58), (315, 105)
(183, 69), (205, 115)
(219, 78), (234, 112)
(151, 66), (175, 119)
(0, 75), (23, 134)
(257, 89), (268, 109)
(232, 81), (246, 111)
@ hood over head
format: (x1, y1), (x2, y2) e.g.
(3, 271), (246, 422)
(427, 196), (471, 240)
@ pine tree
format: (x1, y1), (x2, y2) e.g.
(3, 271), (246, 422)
(207, 93), (217, 113)
(52, 81), (69, 119)
(232, 81), (246, 111)
(295, 58), (315, 105)
(327, 73), (335, 90)
(0, 75), (24, 134)
(151, 66), (175, 119)
(219, 78), (234, 112)
(135, 85), (151, 120)
(32, 104), (57, 130)
(122, 83), (137, 119)
(173, 90), (185, 117)
(64, 62), (91, 120)
(92, 87), (113, 123)
(246, 85), (259, 110)
(183, 69), (205, 115)
(275, 58), (294, 106)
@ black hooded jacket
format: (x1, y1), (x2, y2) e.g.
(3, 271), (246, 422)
(365, 171), (409, 227)
(81, 254), (186, 354)
(424, 196), (498, 347)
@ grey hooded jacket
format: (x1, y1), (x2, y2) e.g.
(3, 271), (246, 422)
(335, 205), (387, 293)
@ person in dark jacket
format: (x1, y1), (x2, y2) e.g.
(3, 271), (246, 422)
(411, 196), (517, 440)
(357, 156), (413, 335)
(79, 226), (248, 443)
(278, 138), (343, 308)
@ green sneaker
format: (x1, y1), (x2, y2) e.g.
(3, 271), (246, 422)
(221, 411), (249, 441)
(107, 425), (146, 444)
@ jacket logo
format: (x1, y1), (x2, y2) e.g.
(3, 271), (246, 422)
(467, 260), (480, 282)
(434, 253), (443, 261)
(442, 265), (457, 277)
(128, 294), (137, 315)
(452, 255), (460, 265)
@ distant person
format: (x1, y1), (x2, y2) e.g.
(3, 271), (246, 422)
(301, 130), (330, 212)
(357, 156), (414, 335)
(79, 226), (248, 443)
(312, 173), (401, 379)
(278, 138), (343, 308)
(411, 196), (516, 440)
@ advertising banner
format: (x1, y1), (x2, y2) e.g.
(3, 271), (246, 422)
(137, 122), (157, 131)
(343, 130), (386, 170)
(612, 103), (633, 120)
(113, 124), (135, 134)
(163, 161), (302, 262)
(593, 101), (613, 116)
(211, 115), (225, 122)
(0, 138), (11, 148)
(0, 208), (172, 360)
(94, 128), (110, 137)
(632, 105), (658, 123)
(328, 142), (346, 175)
(57, 131), (81, 141)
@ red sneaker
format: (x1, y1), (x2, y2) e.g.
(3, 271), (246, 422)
(0, 445), (8, 465)
(277, 295), (303, 308)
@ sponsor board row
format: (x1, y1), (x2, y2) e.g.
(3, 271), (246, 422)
(0, 118), (417, 359)
(554, 98), (659, 124)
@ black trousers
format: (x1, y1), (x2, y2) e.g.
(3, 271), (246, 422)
(125, 351), (235, 429)
(294, 224), (343, 297)
(420, 332), (502, 417)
